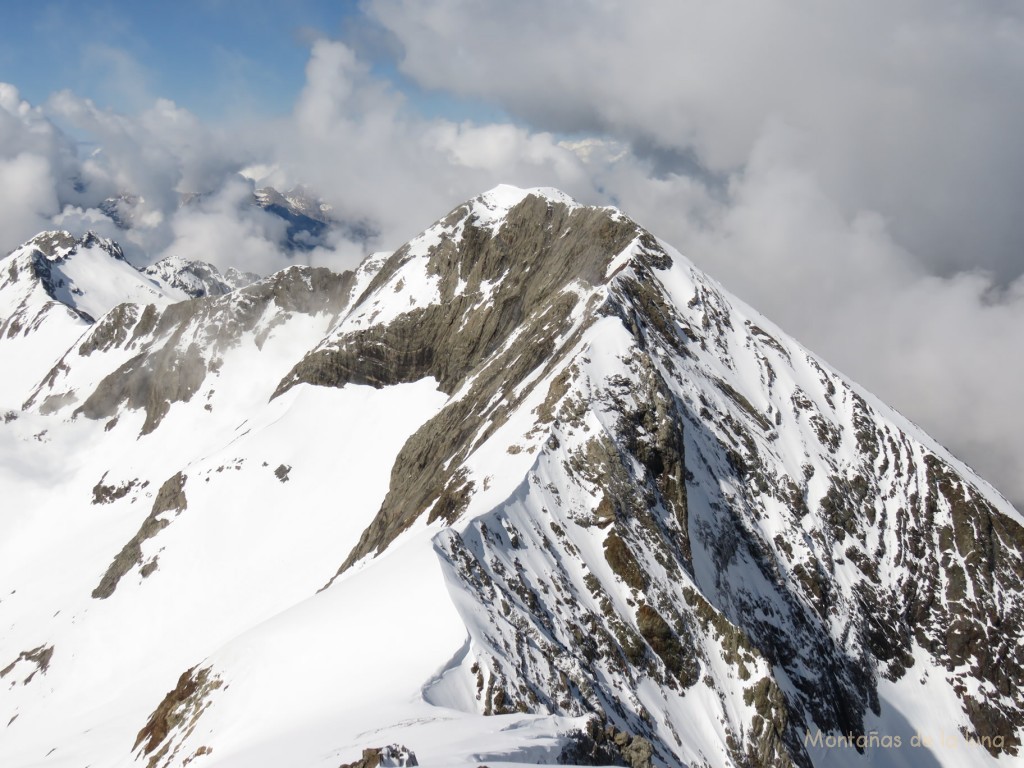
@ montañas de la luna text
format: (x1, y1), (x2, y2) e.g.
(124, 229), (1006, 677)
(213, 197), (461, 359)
(804, 729), (1005, 752)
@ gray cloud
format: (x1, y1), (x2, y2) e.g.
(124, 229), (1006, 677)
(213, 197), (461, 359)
(369, 0), (1024, 282)
(47, 90), (255, 213)
(261, 39), (602, 269)
(156, 176), (290, 275)
(2, 39), (606, 276)
(0, 85), (83, 248)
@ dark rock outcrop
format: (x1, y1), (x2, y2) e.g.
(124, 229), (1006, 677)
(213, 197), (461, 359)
(558, 717), (653, 768)
(338, 744), (418, 768)
(92, 472), (187, 599)
(134, 665), (223, 768)
(0, 644), (54, 685)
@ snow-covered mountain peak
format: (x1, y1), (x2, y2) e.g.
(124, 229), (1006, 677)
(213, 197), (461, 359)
(8, 229), (130, 268)
(2, 230), (184, 323)
(276, 189), (650, 398)
(27, 230), (110, 262)
(253, 184), (335, 251)
(0, 230), (189, 406)
(312, 187), (650, 342)
(143, 255), (260, 299)
(254, 185), (332, 221)
(279, 188), (1023, 765)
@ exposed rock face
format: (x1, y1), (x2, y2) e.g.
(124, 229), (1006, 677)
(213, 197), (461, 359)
(287, 195), (644, 575)
(76, 335), (208, 435)
(279, 196), (635, 395)
(134, 665), (223, 768)
(91, 473), (143, 504)
(910, 456), (1024, 754)
(99, 193), (140, 230)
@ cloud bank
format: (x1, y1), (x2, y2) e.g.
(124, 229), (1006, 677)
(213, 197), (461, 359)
(0, 1), (1022, 509)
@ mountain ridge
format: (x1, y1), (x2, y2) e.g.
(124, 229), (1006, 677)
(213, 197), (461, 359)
(0, 229), (189, 407)
(0, 186), (1021, 768)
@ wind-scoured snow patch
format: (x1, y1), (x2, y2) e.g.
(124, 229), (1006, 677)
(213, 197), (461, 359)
(337, 237), (444, 330)
(469, 184), (581, 235)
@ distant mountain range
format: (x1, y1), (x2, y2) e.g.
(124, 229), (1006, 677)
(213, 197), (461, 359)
(98, 182), (376, 255)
